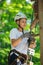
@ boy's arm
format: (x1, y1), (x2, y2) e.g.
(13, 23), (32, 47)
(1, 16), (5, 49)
(11, 37), (22, 47)
(11, 32), (31, 47)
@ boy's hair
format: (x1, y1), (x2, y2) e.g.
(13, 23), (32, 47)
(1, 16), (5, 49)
(27, 37), (35, 47)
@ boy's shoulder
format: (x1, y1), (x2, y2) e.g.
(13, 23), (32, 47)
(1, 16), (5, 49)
(10, 28), (17, 32)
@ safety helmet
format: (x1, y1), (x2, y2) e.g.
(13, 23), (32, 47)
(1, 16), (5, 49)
(14, 12), (27, 21)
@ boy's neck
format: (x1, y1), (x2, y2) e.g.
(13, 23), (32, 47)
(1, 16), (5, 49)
(18, 27), (23, 32)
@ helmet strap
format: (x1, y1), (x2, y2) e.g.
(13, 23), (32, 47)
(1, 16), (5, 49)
(18, 24), (24, 35)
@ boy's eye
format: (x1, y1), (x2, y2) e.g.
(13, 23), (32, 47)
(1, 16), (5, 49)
(31, 42), (34, 44)
(22, 21), (26, 23)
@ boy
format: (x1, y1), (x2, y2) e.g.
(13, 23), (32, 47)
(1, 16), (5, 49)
(8, 12), (36, 65)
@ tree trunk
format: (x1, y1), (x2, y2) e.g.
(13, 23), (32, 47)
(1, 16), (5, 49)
(38, 0), (43, 65)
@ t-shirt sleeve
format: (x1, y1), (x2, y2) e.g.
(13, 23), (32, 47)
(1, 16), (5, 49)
(10, 29), (17, 39)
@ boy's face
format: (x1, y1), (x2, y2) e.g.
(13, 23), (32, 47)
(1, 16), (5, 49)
(29, 41), (36, 49)
(17, 18), (27, 29)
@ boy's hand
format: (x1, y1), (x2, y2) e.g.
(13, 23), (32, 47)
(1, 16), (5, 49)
(29, 41), (36, 49)
(20, 32), (31, 39)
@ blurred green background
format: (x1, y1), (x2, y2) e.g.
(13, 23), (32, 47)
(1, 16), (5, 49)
(0, 0), (40, 65)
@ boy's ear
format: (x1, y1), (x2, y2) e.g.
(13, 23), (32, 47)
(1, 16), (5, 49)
(16, 21), (19, 25)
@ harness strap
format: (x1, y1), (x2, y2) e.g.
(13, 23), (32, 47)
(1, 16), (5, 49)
(10, 49), (27, 60)
(8, 49), (27, 65)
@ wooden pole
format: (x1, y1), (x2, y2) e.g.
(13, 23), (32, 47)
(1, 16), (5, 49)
(38, 0), (43, 65)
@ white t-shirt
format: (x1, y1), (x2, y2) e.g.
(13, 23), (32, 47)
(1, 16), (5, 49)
(10, 28), (29, 55)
